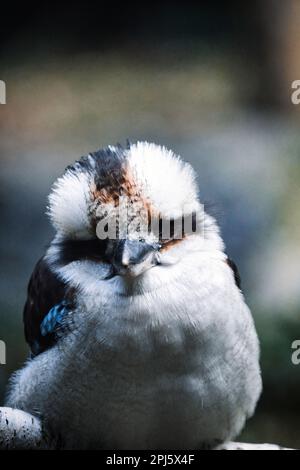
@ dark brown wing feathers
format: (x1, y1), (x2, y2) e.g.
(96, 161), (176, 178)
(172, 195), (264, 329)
(23, 258), (68, 356)
(226, 257), (242, 289)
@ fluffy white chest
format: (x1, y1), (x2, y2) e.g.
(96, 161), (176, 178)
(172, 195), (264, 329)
(7, 256), (261, 449)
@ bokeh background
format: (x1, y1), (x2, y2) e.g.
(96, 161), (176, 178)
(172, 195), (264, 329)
(1, 1), (300, 448)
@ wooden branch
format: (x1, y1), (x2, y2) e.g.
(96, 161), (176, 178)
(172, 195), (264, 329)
(216, 441), (293, 451)
(0, 407), (294, 450)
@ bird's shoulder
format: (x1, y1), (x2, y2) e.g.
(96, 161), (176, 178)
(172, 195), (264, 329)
(226, 256), (242, 290)
(23, 256), (74, 356)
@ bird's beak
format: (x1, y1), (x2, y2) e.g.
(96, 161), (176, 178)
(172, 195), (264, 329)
(111, 239), (160, 277)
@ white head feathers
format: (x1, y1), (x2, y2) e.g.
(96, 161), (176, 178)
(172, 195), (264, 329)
(47, 141), (201, 240)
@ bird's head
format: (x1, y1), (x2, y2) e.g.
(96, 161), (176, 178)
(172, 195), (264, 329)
(47, 142), (211, 286)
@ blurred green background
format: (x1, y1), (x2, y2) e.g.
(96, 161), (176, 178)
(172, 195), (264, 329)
(0, 1), (300, 448)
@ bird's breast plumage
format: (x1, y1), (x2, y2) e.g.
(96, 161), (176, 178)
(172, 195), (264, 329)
(7, 249), (261, 449)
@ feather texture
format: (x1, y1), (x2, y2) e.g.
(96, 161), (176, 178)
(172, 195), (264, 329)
(23, 258), (74, 356)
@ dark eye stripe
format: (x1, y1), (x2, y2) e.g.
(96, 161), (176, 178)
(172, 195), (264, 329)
(156, 212), (198, 245)
(56, 239), (108, 265)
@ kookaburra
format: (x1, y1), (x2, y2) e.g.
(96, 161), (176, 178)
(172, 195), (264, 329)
(6, 142), (262, 449)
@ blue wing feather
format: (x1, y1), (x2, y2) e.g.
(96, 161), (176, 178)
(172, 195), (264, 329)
(40, 302), (68, 337)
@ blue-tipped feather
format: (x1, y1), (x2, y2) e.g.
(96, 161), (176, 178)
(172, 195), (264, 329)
(40, 303), (67, 336)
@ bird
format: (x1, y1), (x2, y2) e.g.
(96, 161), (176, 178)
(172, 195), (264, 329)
(6, 141), (262, 449)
